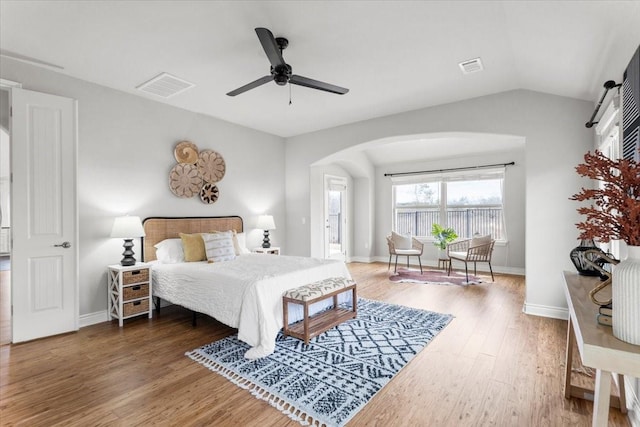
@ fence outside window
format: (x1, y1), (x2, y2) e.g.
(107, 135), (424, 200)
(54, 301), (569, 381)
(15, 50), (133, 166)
(395, 206), (504, 240)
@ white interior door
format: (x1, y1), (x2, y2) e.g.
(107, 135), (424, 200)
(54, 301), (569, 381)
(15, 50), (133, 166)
(11, 88), (78, 342)
(324, 175), (346, 261)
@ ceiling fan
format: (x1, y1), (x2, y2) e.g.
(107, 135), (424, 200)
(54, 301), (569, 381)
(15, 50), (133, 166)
(226, 27), (349, 97)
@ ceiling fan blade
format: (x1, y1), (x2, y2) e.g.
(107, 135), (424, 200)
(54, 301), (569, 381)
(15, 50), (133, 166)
(290, 75), (349, 95)
(255, 27), (286, 68)
(226, 75), (272, 96)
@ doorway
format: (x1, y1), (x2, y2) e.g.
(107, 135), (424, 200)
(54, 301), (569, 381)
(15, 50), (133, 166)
(324, 175), (347, 261)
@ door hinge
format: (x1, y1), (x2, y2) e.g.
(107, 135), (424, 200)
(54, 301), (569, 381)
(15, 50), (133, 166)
(9, 106), (12, 117)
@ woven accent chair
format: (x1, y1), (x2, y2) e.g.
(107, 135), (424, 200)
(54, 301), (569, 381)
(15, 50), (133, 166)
(447, 235), (495, 282)
(387, 235), (424, 273)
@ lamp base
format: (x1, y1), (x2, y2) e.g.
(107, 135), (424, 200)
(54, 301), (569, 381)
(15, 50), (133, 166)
(262, 230), (271, 248)
(121, 238), (137, 266)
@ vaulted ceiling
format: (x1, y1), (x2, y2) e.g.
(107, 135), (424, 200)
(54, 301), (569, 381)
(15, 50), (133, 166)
(1, 1), (639, 139)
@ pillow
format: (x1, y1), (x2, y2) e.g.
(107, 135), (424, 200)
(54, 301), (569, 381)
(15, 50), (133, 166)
(179, 233), (206, 262)
(202, 231), (236, 262)
(470, 234), (492, 248)
(391, 231), (412, 250)
(154, 238), (185, 263)
(232, 230), (251, 255)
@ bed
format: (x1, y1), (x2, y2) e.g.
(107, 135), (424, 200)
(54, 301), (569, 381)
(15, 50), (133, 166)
(142, 216), (353, 359)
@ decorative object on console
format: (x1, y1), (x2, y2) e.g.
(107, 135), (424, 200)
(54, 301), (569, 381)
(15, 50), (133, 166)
(569, 239), (608, 277)
(612, 246), (640, 345)
(256, 215), (276, 248)
(582, 249), (619, 306)
(110, 216), (146, 266)
(571, 148), (639, 345)
(174, 140), (199, 164)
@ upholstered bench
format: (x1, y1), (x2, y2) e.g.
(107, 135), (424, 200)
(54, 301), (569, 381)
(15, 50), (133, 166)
(282, 277), (357, 344)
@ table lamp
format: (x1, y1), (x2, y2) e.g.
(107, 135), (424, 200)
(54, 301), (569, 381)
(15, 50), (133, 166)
(256, 215), (276, 248)
(110, 216), (146, 266)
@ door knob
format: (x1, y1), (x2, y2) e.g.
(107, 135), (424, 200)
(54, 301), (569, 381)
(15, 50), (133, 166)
(54, 241), (71, 248)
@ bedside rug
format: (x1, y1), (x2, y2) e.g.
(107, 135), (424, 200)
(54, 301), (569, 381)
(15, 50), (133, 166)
(186, 298), (452, 427)
(389, 268), (484, 286)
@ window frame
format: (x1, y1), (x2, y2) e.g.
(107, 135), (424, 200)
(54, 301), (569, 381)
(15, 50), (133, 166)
(391, 168), (507, 243)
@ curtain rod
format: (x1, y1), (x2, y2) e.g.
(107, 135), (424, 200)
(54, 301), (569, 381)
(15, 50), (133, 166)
(585, 80), (621, 128)
(384, 161), (515, 178)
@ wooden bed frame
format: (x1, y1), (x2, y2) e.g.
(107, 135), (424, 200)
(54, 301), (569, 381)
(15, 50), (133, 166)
(141, 216), (243, 325)
(141, 216), (243, 262)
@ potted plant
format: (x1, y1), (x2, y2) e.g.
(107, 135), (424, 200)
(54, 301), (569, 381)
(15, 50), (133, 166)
(570, 149), (640, 345)
(431, 224), (457, 259)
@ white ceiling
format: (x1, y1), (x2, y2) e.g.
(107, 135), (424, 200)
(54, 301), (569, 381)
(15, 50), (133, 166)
(1, 1), (639, 142)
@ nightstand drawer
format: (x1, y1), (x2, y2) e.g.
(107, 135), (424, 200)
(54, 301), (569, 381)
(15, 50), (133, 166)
(123, 284), (149, 301)
(123, 269), (149, 285)
(123, 299), (149, 317)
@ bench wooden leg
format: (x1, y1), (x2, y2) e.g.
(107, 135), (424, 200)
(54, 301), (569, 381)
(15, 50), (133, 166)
(283, 300), (289, 336)
(303, 303), (309, 345)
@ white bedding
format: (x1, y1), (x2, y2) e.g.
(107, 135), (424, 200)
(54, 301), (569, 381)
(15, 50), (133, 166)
(151, 254), (352, 358)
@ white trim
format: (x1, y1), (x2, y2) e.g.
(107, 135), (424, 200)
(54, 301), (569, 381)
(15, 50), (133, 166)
(626, 375), (640, 427)
(348, 256), (375, 263)
(595, 96), (619, 136)
(79, 310), (109, 327)
(523, 303), (569, 320)
(0, 78), (22, 89)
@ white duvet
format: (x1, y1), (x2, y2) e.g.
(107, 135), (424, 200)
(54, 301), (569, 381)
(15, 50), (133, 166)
(151, 254), (352, 358)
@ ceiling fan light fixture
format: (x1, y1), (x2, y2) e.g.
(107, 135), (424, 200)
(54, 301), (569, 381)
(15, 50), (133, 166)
(226, 27), (349, 97)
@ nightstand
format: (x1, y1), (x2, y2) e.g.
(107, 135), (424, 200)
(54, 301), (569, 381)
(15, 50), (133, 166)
(107, 263), (152, 327)
(253, 247), (281, 255)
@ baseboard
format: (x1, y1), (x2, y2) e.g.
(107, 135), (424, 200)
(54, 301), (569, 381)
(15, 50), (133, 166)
(79, 310), (108, 327)
(626, 376), (640, 427)
(522, 303), (569, 320)
(348, 256), (375, 263)
(368, 256), (525, 276)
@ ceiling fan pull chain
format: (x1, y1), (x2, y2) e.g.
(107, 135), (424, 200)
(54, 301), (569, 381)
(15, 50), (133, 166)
(289, 84), (292, 105)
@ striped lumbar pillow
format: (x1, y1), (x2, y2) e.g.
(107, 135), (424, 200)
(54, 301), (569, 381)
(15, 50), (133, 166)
(202, 231), (236, 262)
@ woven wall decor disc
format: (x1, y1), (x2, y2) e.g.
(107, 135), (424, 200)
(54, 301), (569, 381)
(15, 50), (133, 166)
(174, 141), (199, 164)
(169, 163), (203, 198)
(197, 150), (226, 183)
(200, 183), (219, 204)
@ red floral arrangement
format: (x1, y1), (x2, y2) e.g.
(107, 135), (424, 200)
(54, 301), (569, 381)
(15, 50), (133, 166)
(570, 150), (640, 246)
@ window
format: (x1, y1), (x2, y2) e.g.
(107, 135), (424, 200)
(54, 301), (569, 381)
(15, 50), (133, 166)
(392, 169), (506, 240)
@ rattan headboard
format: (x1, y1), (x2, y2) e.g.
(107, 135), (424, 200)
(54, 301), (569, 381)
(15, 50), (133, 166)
(142, 216), (243, 262)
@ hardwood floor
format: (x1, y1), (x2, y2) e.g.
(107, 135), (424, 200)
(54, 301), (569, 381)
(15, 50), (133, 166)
(0, 262), (630, 426)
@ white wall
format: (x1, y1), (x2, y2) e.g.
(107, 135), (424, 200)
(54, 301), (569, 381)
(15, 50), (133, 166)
(286, 89), (593, 315)
(0, 58), (285, 317)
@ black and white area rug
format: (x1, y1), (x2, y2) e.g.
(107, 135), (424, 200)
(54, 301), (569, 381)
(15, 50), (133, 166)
(186, 298), (452, 427)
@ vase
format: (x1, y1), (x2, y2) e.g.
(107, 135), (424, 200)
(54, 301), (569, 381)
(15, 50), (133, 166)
(569, 239), (606, 277)
(612, 245), (640, 345)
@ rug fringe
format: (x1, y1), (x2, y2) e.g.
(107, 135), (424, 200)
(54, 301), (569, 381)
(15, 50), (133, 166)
(185, 350), (329, 427)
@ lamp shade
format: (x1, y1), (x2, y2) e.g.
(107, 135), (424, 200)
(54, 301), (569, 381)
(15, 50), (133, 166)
(256, 215), (276, 230)
(110, 216), (146, 238)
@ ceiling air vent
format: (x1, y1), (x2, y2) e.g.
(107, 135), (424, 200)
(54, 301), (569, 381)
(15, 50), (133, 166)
(458, 57), (483, 74)
(136, 72), (195, 98)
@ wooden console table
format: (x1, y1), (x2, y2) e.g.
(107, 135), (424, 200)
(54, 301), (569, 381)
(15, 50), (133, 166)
(562, 271), (640, 426)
